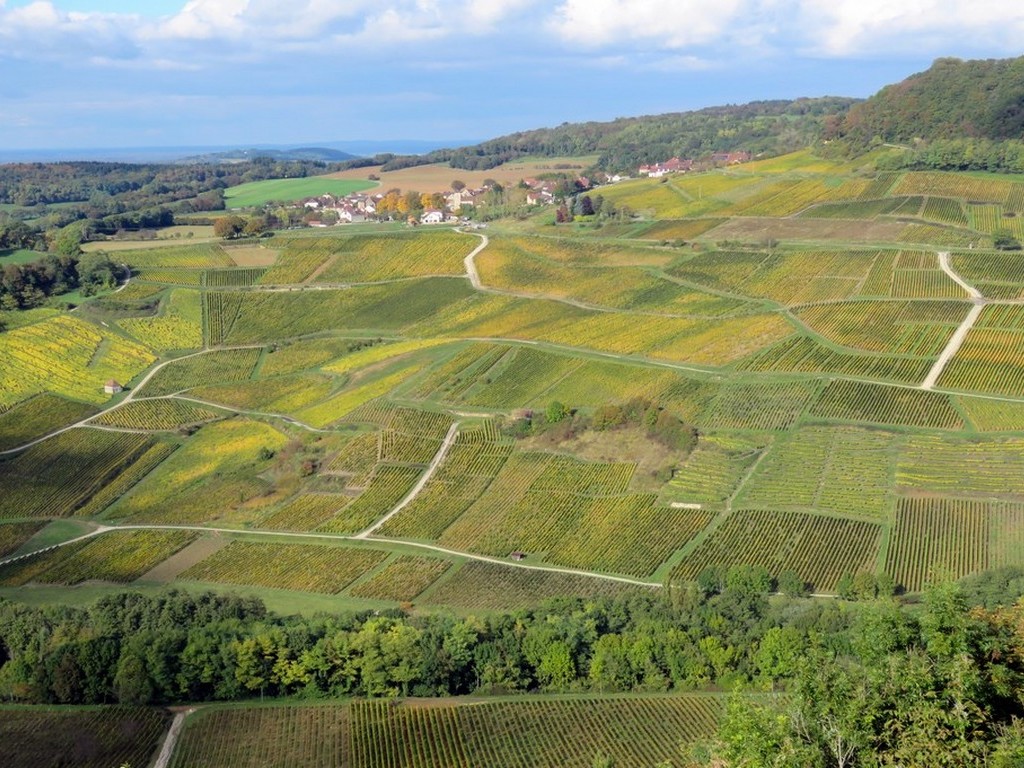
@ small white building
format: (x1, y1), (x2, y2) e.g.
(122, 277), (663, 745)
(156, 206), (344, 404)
(421, 209), (445, 225)
(104, 379), (123, 395)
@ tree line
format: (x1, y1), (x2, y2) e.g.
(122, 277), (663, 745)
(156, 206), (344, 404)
(5, 567), (1024, 764)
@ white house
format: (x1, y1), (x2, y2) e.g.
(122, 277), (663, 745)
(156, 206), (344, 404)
(421, 209), (445, 225)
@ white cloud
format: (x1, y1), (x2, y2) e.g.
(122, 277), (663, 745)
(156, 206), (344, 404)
(796, 0), (1024, 56)
(548, 0), (746, 48)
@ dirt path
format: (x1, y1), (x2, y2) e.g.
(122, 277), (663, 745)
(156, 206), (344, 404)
(0, 519), (658, 588)
(153, 708), (193, 768)
(921, 252), (985, 390)
(458, 228), (487, 289)
(354, 422), (460, 539)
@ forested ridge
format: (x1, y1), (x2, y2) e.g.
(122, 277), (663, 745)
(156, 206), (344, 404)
(373, 98), (857, 173)
(4, 570), (1024, 763)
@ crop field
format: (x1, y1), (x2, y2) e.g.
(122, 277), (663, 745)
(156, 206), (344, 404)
(896, 434), (1024, 498)
(739, 427), (894, 519)
(105, 419), (288, 525)
(257, 239), (336, 284)
(423, 560), (647, 609)
(377, 439), (514, 539)
(701, 380), (817, 430)
(0, 315), (156, 407)
(426, 451), (711, 577)
(958, 396), (1024, 432)
(225, 176), (374, 207)
(595, 177), (705, 218)
(74, 441), (178, 518)
(192, 372), (335, 415)
(738, 335), (932, 384)
(135, 267), (204, 287)
(117, 243), (234, 268)
(217, 278), (475, 343)
(180, 541), (389, 593)
(661, 434), (766, 507)
(477, 238), (749, 316)
(810, 380), (964, 430)
(892, 172), (1015, 204)
(119, 288), (203, 351)
(800, 197), (907, 220)
(898, 223), (979, 248)
(141, 348), (262, 396)
(950, 252), (1024, 297)
(673, 509), (882, 592)
(0, 706), (170, 768)
(170, 695), (719, 768)
(310, 231), (473, 282)
(635, 218), (726, 240)
(92, 398), (225, 430)
(169, 704), (350, 768)
(294, 364), (424, 428)
(0, 393), (97, 451)
(204, 267), (268, 287)
(0, 529), (196, 586)
(350, 556), (452, 601)
(0, 429), (156, 519)
(0, 521), (45, 558)
(921, 196), (969, 227)
(203, 292), (245, 346)
(255, 493), (352, 531)
(796, 300), (966, 356)
(317, 465), (425, 533)
(937, 327), (1024, 396)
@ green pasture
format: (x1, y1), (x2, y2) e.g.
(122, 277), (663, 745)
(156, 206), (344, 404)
(225, 177), (376, 208)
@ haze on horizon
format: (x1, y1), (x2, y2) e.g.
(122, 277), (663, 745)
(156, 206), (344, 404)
(1, 0), (1023, 152)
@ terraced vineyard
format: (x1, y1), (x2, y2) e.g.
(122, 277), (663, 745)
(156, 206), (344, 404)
(0, 706), (170, 768)
(170, 695), (721, 768)
(673, 509), (882, 592)
(8, 152), (1024, 609)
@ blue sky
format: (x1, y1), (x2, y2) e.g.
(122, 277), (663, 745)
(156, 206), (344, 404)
(1, 0), (1023, 151)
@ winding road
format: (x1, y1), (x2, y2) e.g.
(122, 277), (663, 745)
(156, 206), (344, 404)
(921, 251), (985, 390)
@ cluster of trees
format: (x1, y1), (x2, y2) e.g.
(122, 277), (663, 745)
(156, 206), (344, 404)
(831, 56), (1024, 164)
(0, 252), (126, 310)
(874, 137), (1024, 174)
(504, 399), (698, 455)
(5, 570), (1024, 763)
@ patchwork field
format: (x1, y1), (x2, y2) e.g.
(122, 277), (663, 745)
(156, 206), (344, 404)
(6, 152), (1024, 608)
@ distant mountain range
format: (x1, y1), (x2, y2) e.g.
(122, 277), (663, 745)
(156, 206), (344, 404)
(0, 139), (482, 165)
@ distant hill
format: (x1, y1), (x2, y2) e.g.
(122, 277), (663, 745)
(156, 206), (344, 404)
(835, 56), (1024, 149)
(374, 98), (858, 174)
(178, 147), (357, 164)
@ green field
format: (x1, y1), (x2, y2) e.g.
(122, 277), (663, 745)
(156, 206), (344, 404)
(225, 177), (376, 207)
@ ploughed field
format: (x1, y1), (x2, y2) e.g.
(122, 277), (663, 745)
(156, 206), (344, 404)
(6, 154), (1024, 610)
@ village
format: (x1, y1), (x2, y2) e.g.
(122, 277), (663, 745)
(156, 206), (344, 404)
(292, 150), (753, 227)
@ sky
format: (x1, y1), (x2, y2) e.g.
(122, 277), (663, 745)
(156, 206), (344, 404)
(1, 0), (1023, 152)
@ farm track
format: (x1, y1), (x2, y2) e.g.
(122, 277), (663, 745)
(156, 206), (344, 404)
(153, 708), (192, 768)
(921, 251), (985, 390)
(354, 422), (460, 538)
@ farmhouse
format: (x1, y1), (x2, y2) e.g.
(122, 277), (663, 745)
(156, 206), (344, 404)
(421, 209), (445, 225)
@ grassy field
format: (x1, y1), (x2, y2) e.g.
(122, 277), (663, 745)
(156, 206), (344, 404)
(225, 177), (376, 207)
